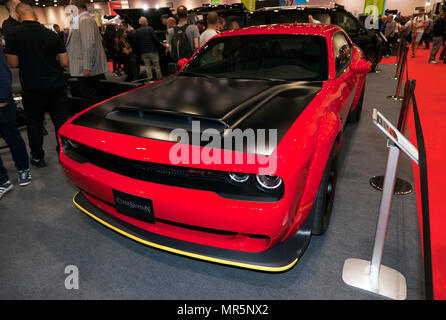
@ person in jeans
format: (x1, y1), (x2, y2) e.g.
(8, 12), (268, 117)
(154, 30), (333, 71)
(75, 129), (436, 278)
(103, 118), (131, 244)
(0, 46), (31, 199)
(428, 11), (446, 64)
(5, 3), (68, 168)
(135, 16), (162, 82)
(411, 8), (428, 58)
(384, 14), (396, 57)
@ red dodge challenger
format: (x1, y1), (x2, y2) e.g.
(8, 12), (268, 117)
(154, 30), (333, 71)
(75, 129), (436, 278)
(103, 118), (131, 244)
(59, 24), (370, 272)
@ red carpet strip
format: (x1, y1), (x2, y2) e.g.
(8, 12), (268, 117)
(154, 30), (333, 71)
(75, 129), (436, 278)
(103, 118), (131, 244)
(386, 47), (446, 299)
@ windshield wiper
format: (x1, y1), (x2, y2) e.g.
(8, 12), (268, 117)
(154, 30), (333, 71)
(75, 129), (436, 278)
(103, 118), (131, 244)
(178, 72), (215, 79)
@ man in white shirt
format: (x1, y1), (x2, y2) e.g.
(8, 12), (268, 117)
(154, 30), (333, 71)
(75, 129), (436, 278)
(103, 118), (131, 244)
(411, 8), (428, 57)
(200, 12), (219, 47)
(308, 15), (321, 24)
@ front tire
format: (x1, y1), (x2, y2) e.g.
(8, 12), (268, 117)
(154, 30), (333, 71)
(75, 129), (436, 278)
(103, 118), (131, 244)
(311, 143), (339, 235)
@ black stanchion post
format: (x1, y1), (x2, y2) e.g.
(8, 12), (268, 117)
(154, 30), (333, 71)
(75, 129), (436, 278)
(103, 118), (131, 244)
(387, 46), (408, 101)
(390, 42), (404, 80)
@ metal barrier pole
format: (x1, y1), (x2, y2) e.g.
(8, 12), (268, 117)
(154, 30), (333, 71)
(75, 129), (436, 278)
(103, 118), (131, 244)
(343, 108), (420, 300)
(390, 42), (404, 80)
(369, 143), (401, 289)
(343, 142), (407, 300)
(387, 46), (408, 101)
(370, 80), (414, 194)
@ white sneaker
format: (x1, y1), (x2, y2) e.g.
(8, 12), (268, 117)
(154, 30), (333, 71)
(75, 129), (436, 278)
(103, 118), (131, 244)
(0, 181), (14, 200)
(428, 60), (439, 64)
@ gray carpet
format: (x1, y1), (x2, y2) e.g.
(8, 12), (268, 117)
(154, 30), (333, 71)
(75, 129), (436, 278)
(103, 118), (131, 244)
(0, 64), (424, 300)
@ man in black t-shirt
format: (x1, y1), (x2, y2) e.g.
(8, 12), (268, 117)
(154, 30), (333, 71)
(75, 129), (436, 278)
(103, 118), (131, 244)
(5, 3), (69, 168)
(1, 0), (21, 41)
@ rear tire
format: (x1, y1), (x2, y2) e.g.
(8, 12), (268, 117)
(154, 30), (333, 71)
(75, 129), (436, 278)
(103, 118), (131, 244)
(348, 82), (365, 124)
(311, 143), (339, 235)
(365, 49), (379, 72)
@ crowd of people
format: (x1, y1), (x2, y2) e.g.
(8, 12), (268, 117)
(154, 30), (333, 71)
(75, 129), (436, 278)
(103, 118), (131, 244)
(98, 6), (238, 82)
(0, 0), (236, 200)
(373, 8), (446, 64)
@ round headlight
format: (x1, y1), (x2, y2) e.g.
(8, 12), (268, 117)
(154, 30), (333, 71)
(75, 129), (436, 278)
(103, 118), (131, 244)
(228, 172), (250, 183)
(256, 175), (282, 190)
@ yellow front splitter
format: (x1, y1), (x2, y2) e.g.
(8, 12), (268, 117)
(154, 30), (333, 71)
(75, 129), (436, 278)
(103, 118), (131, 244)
(73, 192), (312, 272)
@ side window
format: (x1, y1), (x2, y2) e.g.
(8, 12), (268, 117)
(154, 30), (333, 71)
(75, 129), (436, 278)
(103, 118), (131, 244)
(333, 32), (352, 75)
(335, 12), (359, 34)
(310, 13), (332, 24)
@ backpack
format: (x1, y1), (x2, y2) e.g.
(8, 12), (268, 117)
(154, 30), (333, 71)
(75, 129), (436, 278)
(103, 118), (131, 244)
(171, 24), (193, 62)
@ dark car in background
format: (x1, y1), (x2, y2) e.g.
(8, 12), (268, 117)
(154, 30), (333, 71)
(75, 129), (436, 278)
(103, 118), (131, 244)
(247, 4), (383, 71)
(189, 3), (249, 28)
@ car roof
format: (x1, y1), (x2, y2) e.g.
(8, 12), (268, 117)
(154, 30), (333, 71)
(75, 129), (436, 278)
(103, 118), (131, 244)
(215, 23), (341, 38)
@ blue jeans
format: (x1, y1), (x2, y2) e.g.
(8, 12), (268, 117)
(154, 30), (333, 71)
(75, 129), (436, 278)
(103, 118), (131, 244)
(0, 94), (29, 184)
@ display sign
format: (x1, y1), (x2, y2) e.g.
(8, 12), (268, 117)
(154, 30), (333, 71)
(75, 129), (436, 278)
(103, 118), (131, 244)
(372, 108), (419, 163)
(281, 0), (306, 6)
(109, 1), (122, 16)
(242, 0), (255, 11)
(364, 0), (386, 15)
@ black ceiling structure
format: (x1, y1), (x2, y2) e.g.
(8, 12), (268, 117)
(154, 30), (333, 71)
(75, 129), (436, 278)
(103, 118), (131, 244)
(0, 0), (112, 8)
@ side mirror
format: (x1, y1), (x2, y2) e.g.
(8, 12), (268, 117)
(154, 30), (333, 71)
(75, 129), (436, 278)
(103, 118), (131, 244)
(350, 59), (371, 73)
(177, 58), (189, 70)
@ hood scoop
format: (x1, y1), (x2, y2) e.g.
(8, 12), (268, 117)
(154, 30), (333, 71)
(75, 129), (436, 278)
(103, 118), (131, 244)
(105, 107), (228, 133)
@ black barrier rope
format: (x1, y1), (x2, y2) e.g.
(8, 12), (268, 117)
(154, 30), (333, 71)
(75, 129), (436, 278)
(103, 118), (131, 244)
(409, 81), (434, 300)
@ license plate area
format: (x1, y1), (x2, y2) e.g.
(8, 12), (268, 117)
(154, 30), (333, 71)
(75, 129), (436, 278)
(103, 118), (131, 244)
(112, 189), (155, 224)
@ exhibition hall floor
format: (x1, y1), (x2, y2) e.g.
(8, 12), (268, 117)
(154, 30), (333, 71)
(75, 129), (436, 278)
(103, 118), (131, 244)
(0, 65), (424, 300)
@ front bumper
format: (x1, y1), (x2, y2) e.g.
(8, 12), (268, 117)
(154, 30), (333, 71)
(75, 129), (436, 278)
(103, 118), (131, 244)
(73, 191), (312, 271)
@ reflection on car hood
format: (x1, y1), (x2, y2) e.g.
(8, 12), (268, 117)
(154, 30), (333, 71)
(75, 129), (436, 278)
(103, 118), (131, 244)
(71, 76), (322, 155)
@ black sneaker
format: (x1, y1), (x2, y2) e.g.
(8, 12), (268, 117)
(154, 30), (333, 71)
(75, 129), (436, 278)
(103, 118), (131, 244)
(30, 158), (46, 168)
(18, 169), (32, 186)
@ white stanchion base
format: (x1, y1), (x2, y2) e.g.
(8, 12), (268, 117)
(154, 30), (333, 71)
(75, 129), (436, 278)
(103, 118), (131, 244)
(342, 258), (407, 300)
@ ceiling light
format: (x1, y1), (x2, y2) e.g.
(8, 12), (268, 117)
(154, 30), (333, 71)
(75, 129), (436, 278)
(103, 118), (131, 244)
(142, 4), (148, 10)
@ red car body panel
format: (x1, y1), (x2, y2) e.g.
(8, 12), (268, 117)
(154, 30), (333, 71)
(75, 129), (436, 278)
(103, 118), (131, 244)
(59, 24), (369, 271)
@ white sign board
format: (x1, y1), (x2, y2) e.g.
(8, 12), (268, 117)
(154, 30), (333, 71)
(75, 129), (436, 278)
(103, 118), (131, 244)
(372, 108), (419, 164)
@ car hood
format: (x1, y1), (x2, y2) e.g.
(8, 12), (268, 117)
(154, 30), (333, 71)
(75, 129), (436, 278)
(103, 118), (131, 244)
(71, 76), (322, 155)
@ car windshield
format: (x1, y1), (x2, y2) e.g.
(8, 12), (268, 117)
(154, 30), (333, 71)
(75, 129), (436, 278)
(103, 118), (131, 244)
(180, 35), (328, 81)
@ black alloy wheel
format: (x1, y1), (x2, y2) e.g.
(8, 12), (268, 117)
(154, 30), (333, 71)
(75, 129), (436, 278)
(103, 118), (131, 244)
(311, 143), (339, 235)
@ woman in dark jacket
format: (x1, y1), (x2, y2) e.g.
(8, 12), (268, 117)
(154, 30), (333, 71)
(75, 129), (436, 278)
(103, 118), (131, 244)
(118, 30), (138, 81)
(103, 25), (120, 74)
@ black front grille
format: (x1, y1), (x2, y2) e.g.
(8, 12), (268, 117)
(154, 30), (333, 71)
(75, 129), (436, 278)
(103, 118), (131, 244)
(62, 138), (284, 202)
